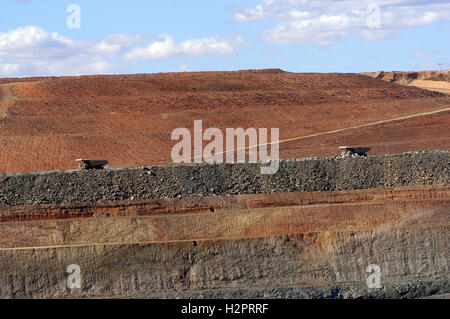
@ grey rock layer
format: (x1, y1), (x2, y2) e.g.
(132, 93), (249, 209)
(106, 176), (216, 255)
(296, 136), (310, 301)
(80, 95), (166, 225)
(0, 151), (448, 206)
(0, 226), (448, 299)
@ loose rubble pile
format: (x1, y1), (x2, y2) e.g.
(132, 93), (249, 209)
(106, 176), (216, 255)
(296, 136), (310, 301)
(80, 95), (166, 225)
(0, 151), (448, 206)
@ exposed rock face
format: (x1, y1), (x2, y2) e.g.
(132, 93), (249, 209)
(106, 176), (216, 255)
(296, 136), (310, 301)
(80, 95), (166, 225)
(1, 186), (448, 249)
(0, 151), (448, 299)
(363, 70), (450, 85)
(362, 70), (450, 94)
(0, 227), (448, 298)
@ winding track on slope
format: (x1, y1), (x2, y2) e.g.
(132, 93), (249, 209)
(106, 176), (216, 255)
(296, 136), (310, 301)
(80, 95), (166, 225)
(181, 106), (450, 163)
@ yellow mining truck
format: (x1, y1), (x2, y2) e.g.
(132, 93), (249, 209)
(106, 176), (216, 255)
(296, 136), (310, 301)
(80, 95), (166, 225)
(75, 159), (108, 170)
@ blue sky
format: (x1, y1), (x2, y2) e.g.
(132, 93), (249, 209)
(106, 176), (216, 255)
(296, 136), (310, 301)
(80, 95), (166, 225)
(0, 0), (449, 77)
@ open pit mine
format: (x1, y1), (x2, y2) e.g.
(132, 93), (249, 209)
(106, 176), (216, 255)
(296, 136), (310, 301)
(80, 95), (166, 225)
(0, 70), (449, 298)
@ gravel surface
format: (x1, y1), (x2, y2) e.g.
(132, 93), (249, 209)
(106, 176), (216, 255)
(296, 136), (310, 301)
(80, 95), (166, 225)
(0, 151), (448, 206)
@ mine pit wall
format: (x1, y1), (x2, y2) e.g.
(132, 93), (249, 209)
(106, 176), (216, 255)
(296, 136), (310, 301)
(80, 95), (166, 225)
(1, 185), (448, 222)
(0, 151), (448, 299)
(0, 192), (448, 298)
(0, 186), (448, 249)
(0, 151), (448, 207)
(0, 227), (448, 298)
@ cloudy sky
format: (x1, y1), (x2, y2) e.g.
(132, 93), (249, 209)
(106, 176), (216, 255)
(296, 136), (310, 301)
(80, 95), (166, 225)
(0, 0), (449, 77)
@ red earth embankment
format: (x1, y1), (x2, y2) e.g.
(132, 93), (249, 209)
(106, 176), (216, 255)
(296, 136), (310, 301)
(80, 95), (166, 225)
(1, 70), (449, 172)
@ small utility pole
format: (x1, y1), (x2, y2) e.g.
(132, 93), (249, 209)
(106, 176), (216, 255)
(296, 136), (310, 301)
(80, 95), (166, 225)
(438, 62), (443, 71)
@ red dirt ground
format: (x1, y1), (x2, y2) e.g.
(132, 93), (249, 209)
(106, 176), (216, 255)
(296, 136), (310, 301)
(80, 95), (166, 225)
(0, 69), (449, 172)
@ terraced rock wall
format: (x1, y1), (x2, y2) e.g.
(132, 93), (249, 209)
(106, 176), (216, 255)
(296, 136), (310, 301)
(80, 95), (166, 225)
(1, 226), (448, 298)
(0, 151), (448, 298)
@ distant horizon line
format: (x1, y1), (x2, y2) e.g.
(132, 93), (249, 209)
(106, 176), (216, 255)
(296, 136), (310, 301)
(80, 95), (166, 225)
(1, 68), (449, 80)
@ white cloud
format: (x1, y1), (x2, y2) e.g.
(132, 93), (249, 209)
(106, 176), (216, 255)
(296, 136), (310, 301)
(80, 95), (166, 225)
(234, 0), (450, 45)
(94, 33), (143, 55)
(177, 64), (190, 72)
(124, 35), (243, 61)
(168, 64), (191, 73)
(262, 13), (360, 45)
(414, 60), (449, 71)
(0, 26), (117, 76)
(0, 25), (74, 59)
(235, 4), (266, 22)
(410, 48), (443, 58)
(0, 26), (244, 77)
